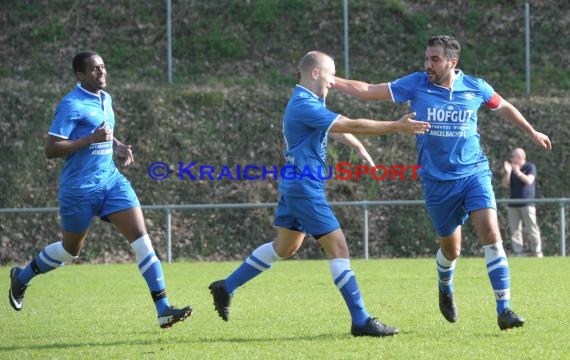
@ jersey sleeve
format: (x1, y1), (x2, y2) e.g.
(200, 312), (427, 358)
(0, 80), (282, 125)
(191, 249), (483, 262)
(298, 99), (340, 132)
(388, 72), (422, 104)
(48, 100), (80, 139)
(479, 79), (502, 110)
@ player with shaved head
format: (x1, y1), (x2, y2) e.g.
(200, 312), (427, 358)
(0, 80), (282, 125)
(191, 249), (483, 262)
(209, 50), (430, 337)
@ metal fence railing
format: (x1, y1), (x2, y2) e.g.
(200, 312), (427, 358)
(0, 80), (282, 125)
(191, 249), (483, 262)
(1, 198), (568, 262)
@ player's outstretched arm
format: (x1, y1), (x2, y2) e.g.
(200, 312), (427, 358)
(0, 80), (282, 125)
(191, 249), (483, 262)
(329, 132), (376, 167)
(45, 122), (112, 159)
(497, 100), (552, 150)
(333, 77), (392, 101)
(330, 113), (430, 136)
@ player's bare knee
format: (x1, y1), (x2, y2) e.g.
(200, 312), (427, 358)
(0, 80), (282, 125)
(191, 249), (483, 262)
(478, 226), (502, 245)
(273, 241), (302, 258)
(276, 247), (297, 258)
(444, 248), (461, 260)
(481, 233), (502, 246)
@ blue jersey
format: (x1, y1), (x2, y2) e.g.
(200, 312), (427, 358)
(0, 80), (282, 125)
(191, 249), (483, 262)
(389, 70), (501, 180)
(279, 85), (340, 197)
(48, 84), (119, 192)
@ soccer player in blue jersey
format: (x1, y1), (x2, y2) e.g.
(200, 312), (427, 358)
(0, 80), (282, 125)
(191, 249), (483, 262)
(333, 35), (552, 330)
(8, 51), (191, 329)
(209, 50), (430, 337)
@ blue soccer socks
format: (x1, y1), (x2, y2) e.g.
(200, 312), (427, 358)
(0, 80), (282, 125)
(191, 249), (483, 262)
(436, 248), (456, 294)
(131, 235), (170, 315)
(18, 241), (75, 284)
(329, 258), (370, 327)
(224, 242), (281, 294)
(483, 242), (511, 315)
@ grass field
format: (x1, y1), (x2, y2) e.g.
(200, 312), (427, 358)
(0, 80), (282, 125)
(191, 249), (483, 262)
(1, 257), (568, 359)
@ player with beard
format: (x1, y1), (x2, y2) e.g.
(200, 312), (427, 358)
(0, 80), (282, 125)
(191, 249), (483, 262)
(333, 35), (552, 330)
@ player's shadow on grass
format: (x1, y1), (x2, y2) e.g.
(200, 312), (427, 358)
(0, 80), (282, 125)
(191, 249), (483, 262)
(193, 333), (368, 343)
(0, 332), (378, 352)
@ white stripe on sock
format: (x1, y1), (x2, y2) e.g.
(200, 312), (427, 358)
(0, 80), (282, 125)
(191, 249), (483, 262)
(39, 251), (62, 268)
(336, 270), (354, 290)
(245, 257), (268, 272)
(140, 255), (158, 275)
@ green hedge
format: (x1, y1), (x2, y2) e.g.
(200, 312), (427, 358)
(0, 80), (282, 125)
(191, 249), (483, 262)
(1, 0), (568, 263)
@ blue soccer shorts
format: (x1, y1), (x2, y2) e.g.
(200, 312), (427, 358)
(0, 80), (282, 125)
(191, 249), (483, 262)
(58, 174), (140, 233)
(423, 169), (497, 237)
(273, 194), (340, 236)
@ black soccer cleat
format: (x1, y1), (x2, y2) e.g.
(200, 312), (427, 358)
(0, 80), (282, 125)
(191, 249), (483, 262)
(351, 317), (399, 337)
(209, 280), (232, 321)
(497, 308), (524, 330)
(9, 267), (28, 311)
(158, 305), (192, 329)
(439, 289), (458, 323)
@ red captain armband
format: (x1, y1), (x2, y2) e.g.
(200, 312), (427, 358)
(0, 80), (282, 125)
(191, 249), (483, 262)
(484, 92), (502, 110)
